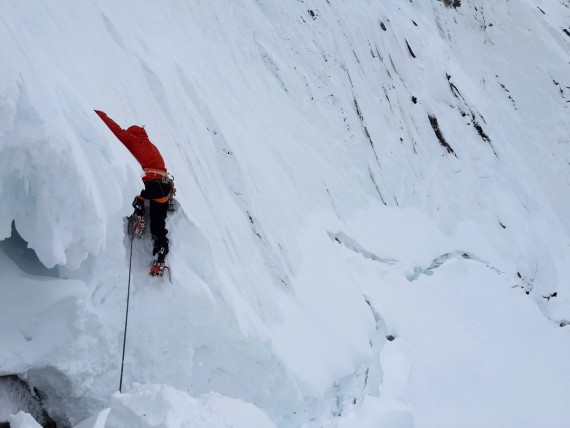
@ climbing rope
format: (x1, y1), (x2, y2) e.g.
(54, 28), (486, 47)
(119, 217), (135, 393)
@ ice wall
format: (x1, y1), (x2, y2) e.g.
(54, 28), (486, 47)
(1, 0), (569, 426)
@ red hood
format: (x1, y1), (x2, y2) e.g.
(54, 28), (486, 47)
(127, 125), (148, 139)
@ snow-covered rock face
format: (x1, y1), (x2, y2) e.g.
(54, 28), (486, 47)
(1, 0), (570, 426)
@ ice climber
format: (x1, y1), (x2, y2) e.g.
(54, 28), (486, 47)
(95, 110), (173, 277)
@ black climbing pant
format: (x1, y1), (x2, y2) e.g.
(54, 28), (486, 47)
(133, 179), (170, 258)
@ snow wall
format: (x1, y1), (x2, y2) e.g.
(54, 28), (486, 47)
(1, 0), (570, 427)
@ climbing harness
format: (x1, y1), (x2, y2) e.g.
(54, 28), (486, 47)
(141, 169), (176, 211)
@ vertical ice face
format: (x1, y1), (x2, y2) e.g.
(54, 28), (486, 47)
(1, 0), (570, 427)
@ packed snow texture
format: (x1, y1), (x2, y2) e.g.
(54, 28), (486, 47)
(8, 412), (42, 428)
(1, 0), (570, 427)
(75, 383), (276, 428)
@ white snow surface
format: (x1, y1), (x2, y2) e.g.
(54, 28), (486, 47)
(9, 412), (42, 428)
(75, 383), (276, 428)
(1, 0), (570, 427)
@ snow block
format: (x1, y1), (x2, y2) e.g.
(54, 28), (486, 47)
(79, 384), (277, 428)
(0, 76), (140, 270)
(8, 412), (42, 428)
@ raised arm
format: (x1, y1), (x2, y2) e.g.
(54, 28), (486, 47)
(95, 110), (136, 148)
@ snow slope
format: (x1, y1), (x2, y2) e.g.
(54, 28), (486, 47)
(1, 0), (570, 426)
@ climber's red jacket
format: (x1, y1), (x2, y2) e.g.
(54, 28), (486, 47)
(95, 110), (167, 182)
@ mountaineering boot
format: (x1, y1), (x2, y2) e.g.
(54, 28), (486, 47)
(149, 259), (165, 277)
(149, 247), (166, 277)
(132, 215), (146, 238)
(131, 197), (146, 238)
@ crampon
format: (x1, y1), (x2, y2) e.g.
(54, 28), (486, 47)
(149, 260), (171, 282)
(132, 215), (146, 238)
(149, 260), (165, 276)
